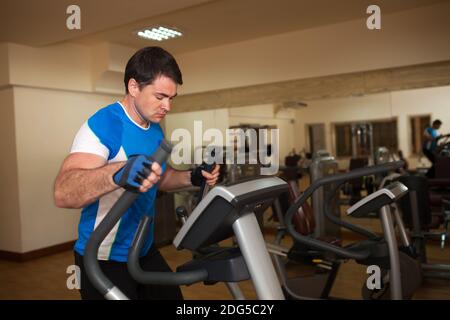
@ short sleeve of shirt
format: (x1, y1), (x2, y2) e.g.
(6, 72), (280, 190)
(432, 129), (439, 139)
(70, 105), (123, 160)
(70, 121), (110, 159)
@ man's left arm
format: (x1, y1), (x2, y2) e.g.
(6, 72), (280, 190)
(158, 165), (220, 192)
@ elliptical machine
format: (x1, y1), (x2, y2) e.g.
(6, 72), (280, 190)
(83, 140), (289, 300)
(270, 161), (423, 300)
(382, 173), (450, 281)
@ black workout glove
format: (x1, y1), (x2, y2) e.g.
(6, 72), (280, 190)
(113, 155), (152, 191)
(190, 163), (210, 187)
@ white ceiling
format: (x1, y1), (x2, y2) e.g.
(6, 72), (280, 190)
(1, 0), (448, 53)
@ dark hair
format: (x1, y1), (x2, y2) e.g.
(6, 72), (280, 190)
(433, 119), (442, 126)
(124, 46), (183, 93)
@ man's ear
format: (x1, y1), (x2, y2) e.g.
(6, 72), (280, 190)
(128, 78), (140, 97)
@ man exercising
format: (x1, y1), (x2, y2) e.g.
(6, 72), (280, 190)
(422, 119), (445, 178)
(54, 47), (220, 300)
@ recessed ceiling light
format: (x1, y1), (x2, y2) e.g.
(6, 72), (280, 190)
(136, 26), (183, 41)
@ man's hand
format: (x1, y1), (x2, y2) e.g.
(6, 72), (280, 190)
(191, 164), (221, 187)
(137, 161), (162, 193)
(113, 155), (162, 193)
(202, 164), (220, 187)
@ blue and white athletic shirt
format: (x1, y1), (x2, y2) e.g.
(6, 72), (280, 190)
(71, 101), (166, 262)
(423, 127), (439, 151)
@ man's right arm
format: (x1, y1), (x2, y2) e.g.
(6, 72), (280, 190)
(54, 152), (162, 209)
(54, 153), (124, 209)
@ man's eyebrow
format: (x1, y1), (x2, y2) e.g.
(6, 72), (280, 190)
(155, 92), (178, 98)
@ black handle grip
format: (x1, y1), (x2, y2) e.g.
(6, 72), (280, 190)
(199, 162), (215, 200)
(150, 139), (173, 164)
(196, 148), (216, 203)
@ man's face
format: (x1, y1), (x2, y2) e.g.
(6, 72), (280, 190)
(133, 75), (178, 123)
(433, 124), (442, 130)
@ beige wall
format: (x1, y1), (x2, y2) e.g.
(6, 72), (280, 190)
(295, 93), (392, 154)
(6, 42), (135, 95)
(8, 43), (92, 92)
(176, 1), (450, 95)
(11, 86), (121, 252)
(168, 85), (450, 170)
(1, 42), (129, 254)
(0, 88), (22, 252)
(165, 108), (229, 168)
(91, 43), (136, 94)
(294, 85), (450, 168)
(165, 104), (296, 164)
(228, 105), (296, 161)
(0, 43), (9, 86)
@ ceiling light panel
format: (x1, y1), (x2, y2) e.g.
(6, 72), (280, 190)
(136, 26), (183, 41)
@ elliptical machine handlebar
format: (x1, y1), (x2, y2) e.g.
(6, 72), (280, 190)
(323, 180), (380, 240)
(127, 215), (208, 285)
(284, 161), (405, 260)
(127, 156), (218, 287)
(83, 140), (182, 300)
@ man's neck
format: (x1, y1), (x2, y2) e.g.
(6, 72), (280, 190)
(121, 96), (149, 128)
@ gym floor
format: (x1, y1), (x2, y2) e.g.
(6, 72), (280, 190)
(1, 224), (449, 300)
